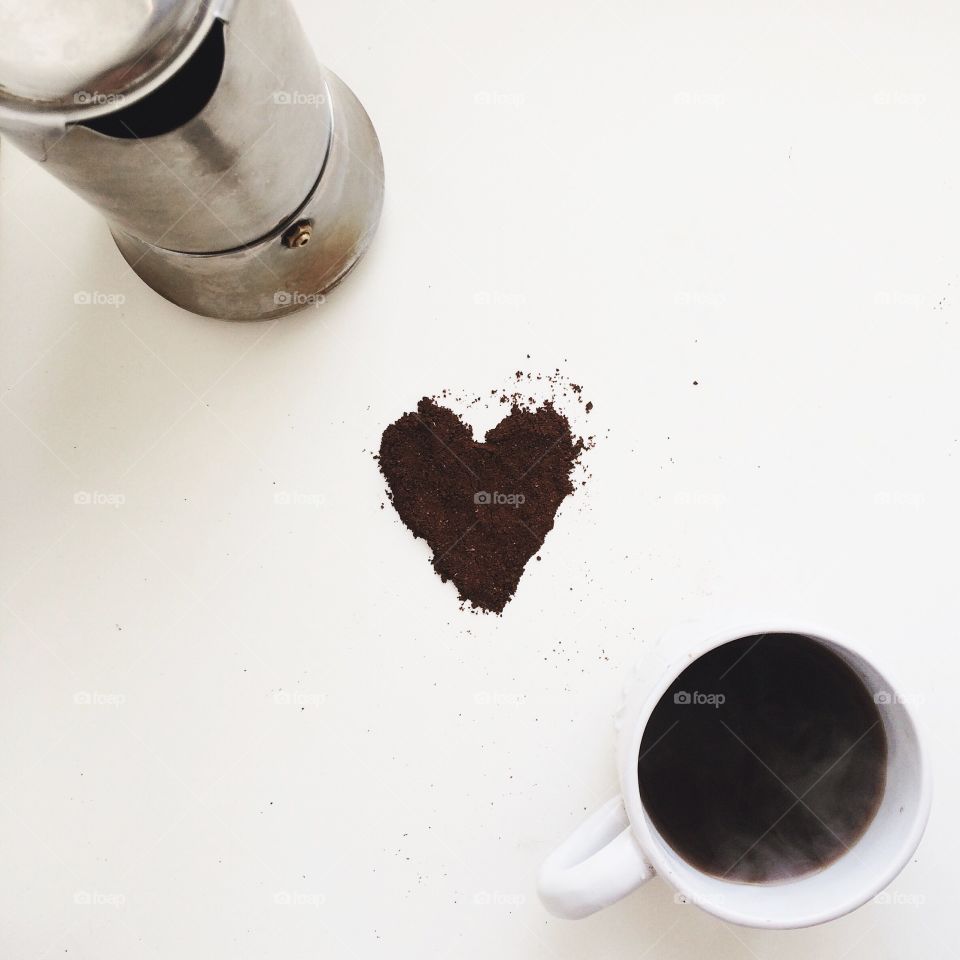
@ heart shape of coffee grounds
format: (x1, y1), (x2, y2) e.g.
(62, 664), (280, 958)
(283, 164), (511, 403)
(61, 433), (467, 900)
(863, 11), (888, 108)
(378, 398), (584, 613)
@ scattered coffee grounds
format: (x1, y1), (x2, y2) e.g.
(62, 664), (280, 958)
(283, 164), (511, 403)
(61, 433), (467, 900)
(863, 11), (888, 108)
(378, 391), (587, 613)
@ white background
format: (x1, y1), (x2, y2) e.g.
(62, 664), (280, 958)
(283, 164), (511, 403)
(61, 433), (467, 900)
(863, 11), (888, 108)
(1, 1), (958, 957)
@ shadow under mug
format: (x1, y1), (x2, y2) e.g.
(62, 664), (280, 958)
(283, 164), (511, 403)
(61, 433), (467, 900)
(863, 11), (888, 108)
(537, 622), (931, 928)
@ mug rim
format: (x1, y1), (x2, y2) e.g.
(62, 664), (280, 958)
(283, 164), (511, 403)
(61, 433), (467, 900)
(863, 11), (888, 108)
(618, 620), (933, 928)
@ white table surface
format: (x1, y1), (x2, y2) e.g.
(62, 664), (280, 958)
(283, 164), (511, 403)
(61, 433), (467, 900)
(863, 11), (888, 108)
(1, 1), (957, 957)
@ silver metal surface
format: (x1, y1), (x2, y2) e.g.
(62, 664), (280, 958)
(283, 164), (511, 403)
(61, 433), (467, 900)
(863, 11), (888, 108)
(0, 0), (383, 321)
(112, 67), (384, 321)
(2, 0), (330, 252)
(0, 0), (222, 120)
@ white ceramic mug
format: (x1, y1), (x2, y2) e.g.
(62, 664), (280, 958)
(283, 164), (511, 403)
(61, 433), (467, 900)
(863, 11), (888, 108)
(537, 622), (931, 928)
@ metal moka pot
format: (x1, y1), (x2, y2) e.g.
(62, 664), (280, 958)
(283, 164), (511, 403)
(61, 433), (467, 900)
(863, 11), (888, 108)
(0, 0), (384, 320)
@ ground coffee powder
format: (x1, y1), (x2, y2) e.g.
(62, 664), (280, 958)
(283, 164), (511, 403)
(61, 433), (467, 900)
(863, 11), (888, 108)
(378, 394), (586, 613)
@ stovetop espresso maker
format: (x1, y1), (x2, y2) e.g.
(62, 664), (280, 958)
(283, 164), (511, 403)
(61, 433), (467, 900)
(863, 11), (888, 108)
(0, 0), (384, 320)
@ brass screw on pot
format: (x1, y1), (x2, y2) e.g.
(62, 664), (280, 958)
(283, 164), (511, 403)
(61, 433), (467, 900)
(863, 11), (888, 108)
(282, 220), (313, 248)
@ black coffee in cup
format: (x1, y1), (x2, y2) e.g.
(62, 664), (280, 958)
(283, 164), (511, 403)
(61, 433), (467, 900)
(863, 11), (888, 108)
(637, 633), (887, 883)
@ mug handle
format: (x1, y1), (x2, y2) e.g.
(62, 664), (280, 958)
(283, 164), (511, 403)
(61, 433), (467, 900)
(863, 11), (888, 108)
(538, 796), (655, 919)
